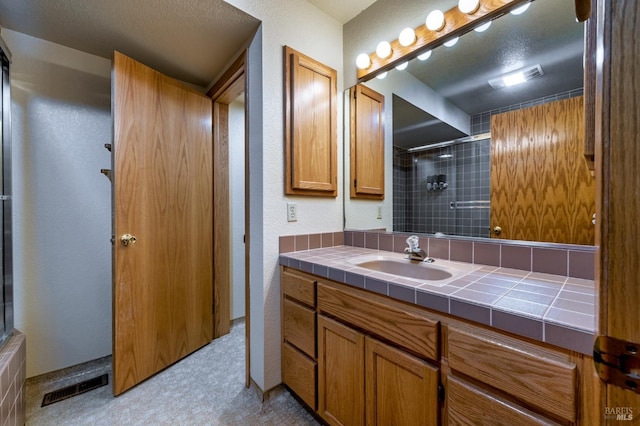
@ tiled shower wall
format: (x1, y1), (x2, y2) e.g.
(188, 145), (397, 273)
(393, 88), (584, 237)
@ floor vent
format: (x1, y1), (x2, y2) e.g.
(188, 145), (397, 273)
(41, 374), (109, 407)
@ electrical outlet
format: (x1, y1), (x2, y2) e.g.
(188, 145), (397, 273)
(377, 205), (383, 219)
(287, 202), (297, 222)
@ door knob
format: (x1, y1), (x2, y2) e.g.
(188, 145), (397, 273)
(493, 226), (502, 236)
(120, 233), (137, 246)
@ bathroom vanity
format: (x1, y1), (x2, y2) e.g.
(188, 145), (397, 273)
(280, 246), (598, 425)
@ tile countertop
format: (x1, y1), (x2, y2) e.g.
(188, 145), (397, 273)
(279, 246), (596, 356)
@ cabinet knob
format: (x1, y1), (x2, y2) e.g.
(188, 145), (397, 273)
(493, 226), (502, 236)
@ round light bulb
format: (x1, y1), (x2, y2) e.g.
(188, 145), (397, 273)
(426, 10), (445, 31)
(376, 41), (392, 59)
(395, 61), (408, 71)
(376, 72), (388, 80)
(443, 37), (459, 47)
(356, 53), (371, 70)
(399, 27), (416, 47)
(474, 21), (492, 32)
(418, 50), (432, 61)
(510, 3), (530, 15)
(458, 0), (480, 14)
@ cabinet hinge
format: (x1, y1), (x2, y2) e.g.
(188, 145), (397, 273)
(438, 384), (445, 403)
(594, 335), (640, 394)
(354, 179), (357, 188)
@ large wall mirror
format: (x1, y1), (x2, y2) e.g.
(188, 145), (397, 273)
(344, 0), (595, 246)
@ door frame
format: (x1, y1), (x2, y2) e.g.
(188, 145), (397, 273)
(207, 52), (250, 386)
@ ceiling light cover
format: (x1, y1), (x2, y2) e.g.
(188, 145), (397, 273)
(443, 37), (459, 47)
(510, 3), (531, 15)
(488, 64), (544, 89)
(426, 10), (445, 31)
(474, 21), (492, 32)
(356, 53), (371, 69)
(376, 41), (392, 59)
(418, 50), (432, 61)
(458, 0), (480, 14)
(399, 28), (416, 47)
(395, 61), (408, 71)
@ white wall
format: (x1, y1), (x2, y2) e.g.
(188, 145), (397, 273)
(4, 29), (112, 377)
(225, 0), (344, 391)
(229, 99), (245, 320)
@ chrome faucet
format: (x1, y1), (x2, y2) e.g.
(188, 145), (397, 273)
(404, 235), (434, 262)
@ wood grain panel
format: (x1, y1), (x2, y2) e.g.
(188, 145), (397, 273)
(350, 85), (385, 199)
(318, 315), (365, 426)
(599, 0), (640, 411)
(365, 337), (439, 426)
(112, 52), (213, 395)
(317, 281), (439, 361)
(283, 298), (316, 358)
(491, 97), (595, 245)
(447, 376), (557, 426)
(282, 342), (317, 410)
(213, 102), (230, 338)
(284, 46), (337, 196)
(282, 268), (316, 307)
(447, 327), (577, 422)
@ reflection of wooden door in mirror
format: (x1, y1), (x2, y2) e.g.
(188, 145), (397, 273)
(350, 84), (385, 200)
(490, 96), (595, 245)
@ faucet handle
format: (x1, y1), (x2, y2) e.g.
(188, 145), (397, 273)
(406, 235), (420, 250)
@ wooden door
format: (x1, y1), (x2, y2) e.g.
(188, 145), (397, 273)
(318, 315), (365, 426)
(595, 0), (640, 420)
(365, 337), (438, 426)
(112, 51), (213, 395)
(350, 84), (385, 200)
(490, 97), (595, 245)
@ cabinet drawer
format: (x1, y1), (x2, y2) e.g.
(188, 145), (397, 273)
(447, 327), (576, 422)
(447, 376), (558, 426)
(317, 282), (439, 361)
(282, 268), (316, 307)
(282, 343), (317, 410)
(283, 298), (316, 358)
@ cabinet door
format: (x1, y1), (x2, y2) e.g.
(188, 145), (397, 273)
(350, 84), (385, 199)
(365, 337), (439, 426)
(446, 375), (557, 426)
(318, 315), (365, 426)
(284, 46), (337, 196)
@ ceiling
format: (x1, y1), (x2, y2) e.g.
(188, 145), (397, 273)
(307, 0), (378, 24)
(0, 0), (261, 88)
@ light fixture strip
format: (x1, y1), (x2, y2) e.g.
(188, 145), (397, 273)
(356, 0), (532, 81)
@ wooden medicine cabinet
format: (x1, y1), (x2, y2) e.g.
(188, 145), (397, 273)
(284, 46), (338, 197)
(350, 84), (385, 200)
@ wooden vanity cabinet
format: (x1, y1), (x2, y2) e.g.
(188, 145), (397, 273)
(317, 315), (439, 426)
(281, 269), (317, 409)
(444, 325), (578, 425)
(281, 267), (596, 425)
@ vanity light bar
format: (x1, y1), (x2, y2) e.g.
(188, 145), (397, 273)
(356, 0), (533, 82)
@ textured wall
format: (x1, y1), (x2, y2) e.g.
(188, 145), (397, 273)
(5, 29), (112, 377)
(225, 0), (344, 391)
